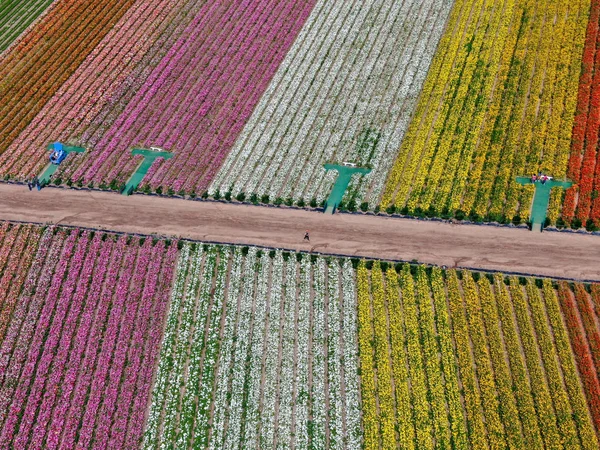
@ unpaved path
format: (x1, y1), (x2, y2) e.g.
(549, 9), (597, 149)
(1, 184), (599, 281)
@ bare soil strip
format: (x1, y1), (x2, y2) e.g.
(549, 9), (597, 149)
(1, 184), (600, 281)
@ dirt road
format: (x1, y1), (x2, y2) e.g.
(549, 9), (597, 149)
(1, 183), (599, 281)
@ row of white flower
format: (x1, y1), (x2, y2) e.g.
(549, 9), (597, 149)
(259, 253), (284, 448)
(142, 245), (191, 450)
(275, 254), (298, 447)
(143, 245), (362, 448)
(222, 249), (257, 448)
(210, 0), (454, 208)
(209, 250), (244, 449)
(342, 262), (362, 448)
(327, 260), (343, 448)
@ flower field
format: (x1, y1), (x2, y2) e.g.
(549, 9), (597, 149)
(357, 262), (599, 449)
(210, 0), (454, 207)
(564, 0), (600, 227)
(143, 244), (362, 449)
(381, 0), (591, 223)
(0, 224), (177, 449)
(0, 0), (138, 177)
(4, 0), (600, 224)
(2, 222), (600, 447)
(0, 0), (316, 195)
(0, 0), (54, 52)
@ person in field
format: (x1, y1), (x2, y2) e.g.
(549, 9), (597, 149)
(304, 231), (310, 241)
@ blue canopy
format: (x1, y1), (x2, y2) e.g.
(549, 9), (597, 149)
(53, 142), (64, 152)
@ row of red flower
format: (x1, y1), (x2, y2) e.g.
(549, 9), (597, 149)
(564, 0), (600, 224)
(557, 282), (600, 433)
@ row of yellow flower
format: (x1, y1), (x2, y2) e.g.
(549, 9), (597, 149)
(541, 281), (599, 449)
(470, 0), (535, 218)
(492, 275), (546, 448)
(381, 0), (590, 224)
(444, 0), (517, 212)
(528, 0), (570, 215)
(428, 268), (469, 448)
(356, 265), (379, 448)
(525, 281), (581, 447)
(462, 274), (507, 450)
(426, 0), (518, 213)
(384, 269), (416, 450)
(371, 264), (397, 448)
(446, 271), (489, 448)
(507, 279), (562, 449)
(506, 0), (565, 219)
(406, 0), (495, 212)
(486, 0), (546, 218)
(398, 268), (434, 449)
(413, 267), (451, 449)
(476, 277), (527, 449)
(380, 0), (480, 208)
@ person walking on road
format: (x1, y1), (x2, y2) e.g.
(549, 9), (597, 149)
(304, 230), (310, 241)
(28, 175), (40, 191)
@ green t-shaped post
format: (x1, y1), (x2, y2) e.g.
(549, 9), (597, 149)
(323, 163), (371, 214)
(122, 148), (173, 195)
(38, 143), (86, 185)
(516, 176), (573, 232)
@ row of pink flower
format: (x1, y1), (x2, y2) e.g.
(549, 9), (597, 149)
(143, 0), (317, 194)
(74, 0), (316, 193)
(106, 241), (176, 449)
(80, 0), (244, 181)
(0, 228), (177, 449)
(0, 0), (204, 179)
(60, 236), (127, 449)
(74, 0), (249, 182)
(0, 229), (66, 431)
(0, 225), (41, 341)
(9, 230), (91, 449)
(125, 242), (177, 449)
(0, 229), (79, 447)
(21, 232), (103, 450)
(75, 0), (210, 152)
(44, 236), (113, 450)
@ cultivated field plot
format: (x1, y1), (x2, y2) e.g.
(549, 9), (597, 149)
(0, 224), (177, 449)
(0, 0), (137, 175)
(358, 263), (600, 450)
(143, 244), (362, 449)
(1, 223), (600, 448)
(382, 0), (590, 224)
(0, 0), (54, 52)
(210, 0), (454, 207)
(0, 0), (316, 194)
(3, 0), (600, 230)
(565, 0), (600, 226)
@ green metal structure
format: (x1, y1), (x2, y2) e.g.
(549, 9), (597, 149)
(516, 176), (573, 232)
(323, 163), (371, 214)
(122, 148), (173, 195)
(38, 143), (85, 185)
